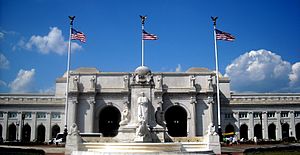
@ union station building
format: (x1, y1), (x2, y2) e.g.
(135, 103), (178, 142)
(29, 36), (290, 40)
(1, 66), (300, 143)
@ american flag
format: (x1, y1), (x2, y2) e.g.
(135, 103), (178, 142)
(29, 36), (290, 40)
(71, 28), (86, 43)
(216, 29), (235, 41)
(142, 30), (158, 40)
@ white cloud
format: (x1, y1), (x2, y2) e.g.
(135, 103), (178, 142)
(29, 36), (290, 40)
(39, 85), (55, 94)
(175, 64), (182, 72)
(225, 49), (292, 92)
(22, 27), (82, 55)
(0, 32), (4, 39)
(289, 62), (300, 87)
(9, 69), (35, 93)
(0, 80), (7, 87)
(0, 53), (10, 69)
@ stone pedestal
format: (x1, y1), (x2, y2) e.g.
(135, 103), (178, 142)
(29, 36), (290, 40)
(65, 124), (83, 155)
(205, 134), (221, 155)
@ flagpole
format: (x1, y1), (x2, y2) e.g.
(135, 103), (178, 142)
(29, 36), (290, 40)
(140, 16), (146, 67)
(63, 16), (75, 141)
(211, 17), (222, 135)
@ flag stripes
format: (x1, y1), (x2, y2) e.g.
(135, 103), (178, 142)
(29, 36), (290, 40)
(142, 30), (158, 40)
(216, 29), (235, 41)
(71, 28), (86, 43)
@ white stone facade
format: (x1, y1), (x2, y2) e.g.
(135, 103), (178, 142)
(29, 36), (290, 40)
(0, 67), (300, 144)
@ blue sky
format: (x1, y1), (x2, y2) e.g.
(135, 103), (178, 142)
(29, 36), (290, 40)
(0, 0), (300, 93)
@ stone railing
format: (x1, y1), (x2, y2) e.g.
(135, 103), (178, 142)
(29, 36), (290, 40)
(230, 93), (300, 104)
(0, 94), (65, 105)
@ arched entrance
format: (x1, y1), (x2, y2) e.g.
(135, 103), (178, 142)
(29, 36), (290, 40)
(282, 123), (289, 139)
(165, 105), (187, 137)
(296, 123), (300, 140)
(8, 123), (16, 141)
(99, 106), (121, 137)
(22, 124), (31, 142)
(254, 124), (262, 139)
(51, 124), (60, 138)
(225, 124), (235, 137)
(37, 124), (45, 142)
(0, 124), (2, 139)
(240, 124), (248, 140)
(268, 123), (276, 140)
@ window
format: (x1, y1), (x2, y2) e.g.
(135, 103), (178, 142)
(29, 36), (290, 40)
(24, 112), (32, 119)
(281, 111), (289, 118)
(253, 112), (262, 118)
(51, 112), (61, 119)
(267, 112), (275, 118)
(8, 112), (17, 118)
(0, 112), (3, 118)
(295, 111), (300, 117)
(225, 113), (233, 119)
(37, 112), (46, 119)
(239, 112), (248, 118)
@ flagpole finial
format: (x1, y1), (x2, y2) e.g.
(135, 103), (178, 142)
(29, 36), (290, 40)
(140, 15), (147, 25)
(211, 16), (218, 26)
(69, 16), (75, 25)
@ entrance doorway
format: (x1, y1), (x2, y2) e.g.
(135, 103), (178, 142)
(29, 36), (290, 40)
(268, 123), (276, 140)
(37, 124), (45, 142)
(51, 124), (60, 138)
(165, 105), (187, 137)
(225, 124), (235, 137)
(296, 123), (300, 140)
(22, 124), (31, 142)
(99, 106), (121, 137)
(254, 124), (262, 139)
(282, 123), (289, 139)
(8, 123), (16, 141)
(240, 124), (248, 140)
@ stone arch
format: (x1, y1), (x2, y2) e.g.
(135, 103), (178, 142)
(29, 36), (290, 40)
(22, 123), (31, 142)
(268, 123), (276, 140)
(37, 124), (45, 142)
(296, 123), (300, 140)
(282, 123), (289, 139)
(8, 123), (17, 141)
(164, 103), (191, 119)
(51, 124), (60, 138)
(165, 105), (188, 137)
(254, 124), (262, 139)
(98, 105), (121, 137)
(225, 124), (235, 137)
(240, 124), (248, 140)
(0, 124), (2, 139)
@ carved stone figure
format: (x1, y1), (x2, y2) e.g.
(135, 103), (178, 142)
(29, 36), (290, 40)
(156, 76), (162, 89)
(123, 75), (129, 89)
(73, 76), (79, 91)
(137, 92), (149, 124)
(90, 76), (96, 90)
(69, 123), (80, 136)
(136, 121), (150, 137)
(190, 75), (196, 88)
(207, 123), (217, 135)
(120, 102), (130, 126)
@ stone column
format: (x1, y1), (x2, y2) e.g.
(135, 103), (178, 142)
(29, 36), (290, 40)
(3, 112), (8, 140)
(249, 112), (254, 140)
(262, 112), (268, 139)
(67, 98), (78, 131)
(208, 96), (214, 125)
(233, 112), (240, 139)
(17, 112), (22, 141)
(46, 112), (51, 141)
(276, 111), (282, 140)
(86, 100), (95, 133)
(290, 111), (295, 137)
(31, 112), (36, 141)
(189, 96), (197, 137)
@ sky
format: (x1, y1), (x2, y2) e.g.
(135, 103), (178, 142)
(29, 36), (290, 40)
(0, 0), (300, 93)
